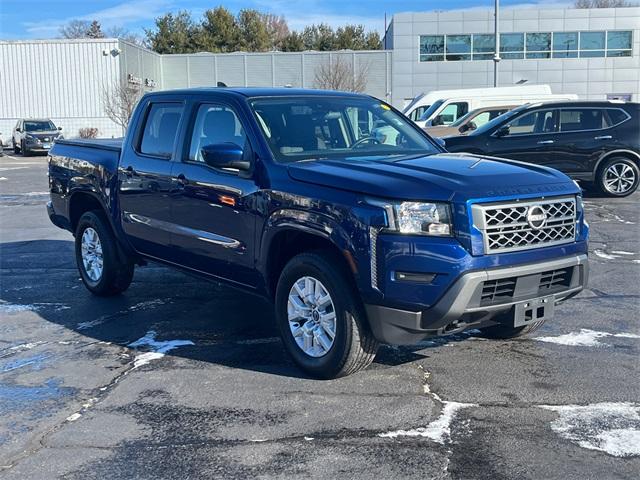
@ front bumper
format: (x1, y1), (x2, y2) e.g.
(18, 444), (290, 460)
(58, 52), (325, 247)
(365, 254), (588, 344)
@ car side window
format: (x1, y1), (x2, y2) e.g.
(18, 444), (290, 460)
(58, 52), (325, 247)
(139, 103), (183, 158)
(604, 109), (629, 128)
(559, 108), (606, 132)
(506, 109), (557, 136)
(188, 104), (247, 163)
(439, 102), (469, 124)
(472, 111), (492, 127)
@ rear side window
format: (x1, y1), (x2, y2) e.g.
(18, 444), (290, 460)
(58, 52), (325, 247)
(559, 109), (606, 132)
(140, 103), (183, 158)
(605, 109), (630, 127)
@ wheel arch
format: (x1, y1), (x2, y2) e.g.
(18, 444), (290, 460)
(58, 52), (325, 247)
(260, 210), (361, 298)
(594, 149), (640, 178)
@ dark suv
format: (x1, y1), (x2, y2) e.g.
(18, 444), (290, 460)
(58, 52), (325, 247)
(444, 101), (640, 197)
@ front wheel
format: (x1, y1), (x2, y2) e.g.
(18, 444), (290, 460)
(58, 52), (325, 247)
(275, 252), (379, 379)
(75, 211), (134, 296)
(596, 157), (639, 197)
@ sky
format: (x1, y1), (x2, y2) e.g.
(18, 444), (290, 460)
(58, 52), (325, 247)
(0, 0), (571, 40)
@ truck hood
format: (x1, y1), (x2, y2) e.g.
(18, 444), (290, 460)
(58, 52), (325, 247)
(287, 153), (578, 202)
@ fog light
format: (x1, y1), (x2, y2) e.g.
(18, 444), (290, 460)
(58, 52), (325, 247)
(394, 271), (436, 284)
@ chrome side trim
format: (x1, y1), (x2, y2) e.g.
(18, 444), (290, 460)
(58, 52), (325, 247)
(123, 211), (242, 249)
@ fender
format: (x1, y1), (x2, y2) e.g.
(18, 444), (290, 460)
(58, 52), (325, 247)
(258, 208), (362, 288)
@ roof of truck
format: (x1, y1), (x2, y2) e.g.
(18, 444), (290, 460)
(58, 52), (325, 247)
(151, 87), (368, 98)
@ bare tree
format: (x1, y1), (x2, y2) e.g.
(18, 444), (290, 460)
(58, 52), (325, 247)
(106, 26), (145, 46)
(102, 82), (144, 132)
(574, 0), (637, 7)
(314, 56), (370, 93)
(59, 20), (93, 38)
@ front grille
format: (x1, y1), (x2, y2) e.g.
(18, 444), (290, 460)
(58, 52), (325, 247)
(480, 277), (517, 305)
(472, 197), (576, 254)
(478, 266), (577, 307)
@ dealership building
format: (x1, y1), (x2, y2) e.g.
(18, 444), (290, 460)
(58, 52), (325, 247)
(1, 6), (639, 139)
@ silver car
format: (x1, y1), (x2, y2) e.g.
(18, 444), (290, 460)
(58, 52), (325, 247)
(12, 118), (63, 156)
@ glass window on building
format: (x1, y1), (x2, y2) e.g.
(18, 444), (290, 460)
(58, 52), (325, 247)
(500, 33), (525, 59)
(580, 31), (606, 57)
(446, 35), (472, 61)
(553, 32), (578, 58)
(607, 31), (632, 57)
(473, 34), (495, 60)
(526, 33), (551, 58)
(420, 35), (444, 61)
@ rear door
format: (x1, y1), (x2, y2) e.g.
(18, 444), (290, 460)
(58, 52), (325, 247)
(118, 100), (184, 259)
(552, 107), (614, 175)
(167, 101), (260, 287)
(485, 107), (560, 166)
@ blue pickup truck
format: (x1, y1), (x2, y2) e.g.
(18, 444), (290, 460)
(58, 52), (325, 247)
(47, 88), (589, 378)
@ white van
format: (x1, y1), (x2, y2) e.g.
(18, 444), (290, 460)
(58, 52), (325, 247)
(403, 85), (578, 129)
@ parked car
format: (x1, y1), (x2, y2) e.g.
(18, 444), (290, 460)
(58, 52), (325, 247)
(0, 132), (4, 156)
(444, 101), (640, 197)
(12, 118), (63, 156)
(47, 88), (589, 378)
(402, 85), (578, 128)
(424, 105), (516, 138)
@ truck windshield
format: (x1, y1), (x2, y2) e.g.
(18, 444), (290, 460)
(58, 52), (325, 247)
(24, 120), (56, 132)
(250, 96), (440, 163)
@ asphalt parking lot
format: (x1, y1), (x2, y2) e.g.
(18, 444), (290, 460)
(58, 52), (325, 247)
(1, 152), (639, 479)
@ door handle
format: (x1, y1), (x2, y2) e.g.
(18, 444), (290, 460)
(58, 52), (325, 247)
(175, 173), (188, 186)
(123, 165), (136, 176)
(594, 135), (612, 140)
(537, 140), (554, 145)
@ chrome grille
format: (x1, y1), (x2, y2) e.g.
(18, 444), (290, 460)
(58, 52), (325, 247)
(472, 197), (576, 254)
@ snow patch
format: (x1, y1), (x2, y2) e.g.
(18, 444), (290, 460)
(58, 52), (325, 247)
(611, 250), (635, 256)
(534, 329), (640, 347)
(128, 330), (194, 370)
(0, 302), (69, 314)
(540, 402), (640, 457)
(379, 401), (476, 443)
(0, 177), (7, 181)
(593, 249), (618, 260)
(66, 413), (82, 422)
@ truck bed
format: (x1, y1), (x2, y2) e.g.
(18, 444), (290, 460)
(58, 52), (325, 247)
(55, 138), (123, 152)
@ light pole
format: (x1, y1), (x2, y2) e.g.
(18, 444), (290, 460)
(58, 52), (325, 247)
(493, 0), (500, 87)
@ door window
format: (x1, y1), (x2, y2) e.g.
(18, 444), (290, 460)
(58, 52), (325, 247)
(506, 109), (557, 136)
(470, 111), (492, 128)
(139, 103), (183, 158)
(188, 105), (247, 162)
(438, 102), (469, 125)
(559, 109), (606, 132)
(408, 106), (427, 122)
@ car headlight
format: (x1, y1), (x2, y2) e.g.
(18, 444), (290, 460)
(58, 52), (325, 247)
(390, 201), (452, 236)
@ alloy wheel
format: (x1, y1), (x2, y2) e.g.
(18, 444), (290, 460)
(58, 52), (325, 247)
(81, 227), (104, 282)
(604, 162), (636, 195)
(287, 276), (337, 357)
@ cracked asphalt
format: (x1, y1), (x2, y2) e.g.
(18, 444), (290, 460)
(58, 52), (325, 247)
(1, 153), (639, 479)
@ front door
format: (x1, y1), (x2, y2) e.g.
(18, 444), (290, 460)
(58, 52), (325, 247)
(168, 102), (260, 287)
(486, 108), (560, 167)
(118, 101), (184, 259)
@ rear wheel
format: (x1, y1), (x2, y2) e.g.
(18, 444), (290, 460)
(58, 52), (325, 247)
(596, 157), (639, 197)
(275, 252), (379, 379)
(13, 140), (19, 154)
(21, 140), (30, 157)
(75, 211), (134, 296)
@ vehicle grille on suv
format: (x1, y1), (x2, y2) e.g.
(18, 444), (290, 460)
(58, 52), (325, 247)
(471, 197), (576, 254)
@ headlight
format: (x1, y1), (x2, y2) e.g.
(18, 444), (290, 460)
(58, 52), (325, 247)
(392, 202), (452, 236)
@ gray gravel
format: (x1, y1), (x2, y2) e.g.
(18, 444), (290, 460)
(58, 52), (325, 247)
(1, 153), (639, 479)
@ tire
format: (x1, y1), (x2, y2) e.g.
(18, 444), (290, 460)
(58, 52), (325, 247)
(478, 317), (546, 339)
(75, 211), (134, 296)
(596, 157), (639, 197)
(275, 251), (379, 379)
(21, 140), (30, 157)
(13, 141), (19, 154)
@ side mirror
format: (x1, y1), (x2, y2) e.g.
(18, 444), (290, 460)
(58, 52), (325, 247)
(16, 128), (21, 133)
(201, 143), (250, 171)
(58, 126), (62, 131)
(431, 115), (444, 126)
(494, 125), (510, 138)
(466, 121), (477, 131)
